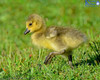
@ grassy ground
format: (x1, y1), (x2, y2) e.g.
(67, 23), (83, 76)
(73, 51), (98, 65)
(0, 0), (100, 79)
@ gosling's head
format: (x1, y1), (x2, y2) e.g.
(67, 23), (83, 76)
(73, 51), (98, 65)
(24, 14), (45, 35)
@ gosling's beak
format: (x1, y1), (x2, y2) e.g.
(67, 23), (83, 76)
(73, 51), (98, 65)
(24, 28), (30, 35)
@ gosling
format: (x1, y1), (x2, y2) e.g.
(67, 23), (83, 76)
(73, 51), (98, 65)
(24, 14), (87, 68)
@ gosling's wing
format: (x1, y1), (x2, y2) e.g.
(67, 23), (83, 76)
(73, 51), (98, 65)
(45, 27), (58, 39)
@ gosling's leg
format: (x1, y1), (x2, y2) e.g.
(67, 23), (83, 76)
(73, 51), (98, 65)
(44, 49), (65, 65)
(68, 55), (74, 69)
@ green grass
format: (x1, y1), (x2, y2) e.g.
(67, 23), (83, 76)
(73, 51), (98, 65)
(0, 0), (100, 79)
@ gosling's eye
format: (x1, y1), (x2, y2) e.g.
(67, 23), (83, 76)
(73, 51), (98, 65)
(29, 23), (32, 26)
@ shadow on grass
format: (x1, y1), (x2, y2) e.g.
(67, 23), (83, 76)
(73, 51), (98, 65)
(74, 41), (100, 67)
(74, 54), (100, 66)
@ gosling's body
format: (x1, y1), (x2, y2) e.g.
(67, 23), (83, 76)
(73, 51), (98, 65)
(24, 14), (87, 68)
(31, 26), (86, 52)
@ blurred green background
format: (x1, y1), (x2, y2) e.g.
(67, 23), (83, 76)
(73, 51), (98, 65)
(0, 0), (100, 79)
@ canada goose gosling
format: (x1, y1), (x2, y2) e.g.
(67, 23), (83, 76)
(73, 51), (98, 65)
(24, 14), (87, 68)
